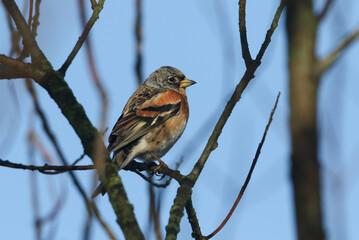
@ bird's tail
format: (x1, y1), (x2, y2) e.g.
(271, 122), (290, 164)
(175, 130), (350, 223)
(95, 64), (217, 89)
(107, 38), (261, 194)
(91, 183), (107, 199)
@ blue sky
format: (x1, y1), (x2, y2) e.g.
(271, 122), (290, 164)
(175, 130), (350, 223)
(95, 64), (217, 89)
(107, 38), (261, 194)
(1, 0), (359, 239)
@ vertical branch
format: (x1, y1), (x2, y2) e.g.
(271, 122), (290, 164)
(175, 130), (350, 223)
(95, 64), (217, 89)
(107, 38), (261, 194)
(135, 0), (143, 86)
(286, 0), (325, 239)
(28, 134), (42, 240)
(317, 0), (333, 21)
(238, 0), (252, 66)
(149, 184), (163, 240)
(185, 198), (203, 240)
(59, 0), (106, 74)
(31, 0), (42, 37)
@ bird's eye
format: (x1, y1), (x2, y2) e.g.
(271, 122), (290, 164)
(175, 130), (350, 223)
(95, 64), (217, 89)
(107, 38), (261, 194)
(168, 77), (175, 83)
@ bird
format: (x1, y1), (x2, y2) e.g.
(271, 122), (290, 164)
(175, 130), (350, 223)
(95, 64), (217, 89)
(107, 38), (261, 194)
(91, 66), (196, 198)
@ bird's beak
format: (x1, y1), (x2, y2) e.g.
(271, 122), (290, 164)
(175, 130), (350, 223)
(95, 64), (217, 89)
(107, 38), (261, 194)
(180, 78), (196, 88)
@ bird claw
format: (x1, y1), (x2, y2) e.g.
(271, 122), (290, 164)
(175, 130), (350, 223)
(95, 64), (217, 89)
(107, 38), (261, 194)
(153, 160), (168, 175)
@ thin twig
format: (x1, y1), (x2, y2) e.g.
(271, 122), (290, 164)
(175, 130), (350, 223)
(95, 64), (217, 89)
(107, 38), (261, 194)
(317, 0), (334, 21)
(31, 0), (42, 38)
(0, 158), (94, 174)
(238, 0), (252, 66)
(27, 0), (34, 27)
(135, 0), (143, 86)
(71, 153), (86, 166)
(206, 92), (281, 239)
(318, 25), (359, 76)
(28, 137), (42, 240)
(255, 0), (287, 64)
(26, 80), (116, 240)
(6, 12), (21, 57)
(3, 0), (47, 64)
(149, 184), (163, 240)
(59, 0), (106, 74)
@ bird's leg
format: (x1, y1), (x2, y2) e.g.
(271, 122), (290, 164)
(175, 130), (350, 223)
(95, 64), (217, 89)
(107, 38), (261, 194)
(150, 153), (168, 174)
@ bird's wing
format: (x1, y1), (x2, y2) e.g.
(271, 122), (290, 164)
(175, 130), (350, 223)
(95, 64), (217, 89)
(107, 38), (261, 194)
(107, 89), (184, 153)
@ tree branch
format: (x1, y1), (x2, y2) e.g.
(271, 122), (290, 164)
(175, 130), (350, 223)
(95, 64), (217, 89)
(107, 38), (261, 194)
(165, 1), (286, 238)
(2, 0), (48, 65)
(316, 0), (333, 21)
(3, 0), (144, 238)
(238, 0), (252, 67)
(26, 79), (117, 240)
(318, 25), (359, 76)
(0, 54), (44, 80)
(206, 92), (281, 239)
(185, 198), (204, 240)
(0, 159), (94, 174)
(135, 0), (143, 86)
(59, 0), (106, 75)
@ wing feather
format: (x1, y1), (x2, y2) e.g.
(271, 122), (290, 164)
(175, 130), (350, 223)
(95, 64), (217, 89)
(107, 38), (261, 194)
(107, 90), (182, 153)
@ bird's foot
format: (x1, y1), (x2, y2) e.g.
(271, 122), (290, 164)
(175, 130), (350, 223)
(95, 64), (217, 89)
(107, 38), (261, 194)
(151, 153), (168, 176)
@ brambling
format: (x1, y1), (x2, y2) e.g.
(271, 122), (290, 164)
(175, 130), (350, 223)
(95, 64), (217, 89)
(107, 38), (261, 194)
(92, 66), (196, 198)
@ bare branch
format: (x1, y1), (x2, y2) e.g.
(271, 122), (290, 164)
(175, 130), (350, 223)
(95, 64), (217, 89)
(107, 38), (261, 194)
(206, 92), (281, 239)
(26, 80), (117, 240)
(238, 0), (252, 66)
(185, 198), (204, 240)
(317, 0), (334, 21)
(3, 0), (47, 64)
(78, 0), (109, 183)
(0, 54), (44, 80)
(165, 1), (286, 238)
(90, 0), (97, 9)
(31, 0), (42, 37)
(148, 185), (163, 240)
(59, 0), (106, 74)
(0, 158), (94, 174)
(255, 0), (287, 64)
(135, 0), (143, 86)
(3, 0), (142, 237)
(318, 25), (359, 76)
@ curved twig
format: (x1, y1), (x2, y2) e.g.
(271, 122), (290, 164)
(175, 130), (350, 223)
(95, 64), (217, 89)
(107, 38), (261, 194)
(206, 92), (281, 239)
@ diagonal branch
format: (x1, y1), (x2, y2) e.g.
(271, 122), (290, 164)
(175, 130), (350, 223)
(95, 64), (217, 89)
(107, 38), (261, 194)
(26, 80), (117, 240)
(2, 0), (143, 238)
(134, 0), (143, 86)
(206, 92), (281, 239)
(255, 0), (287, 64)
(318, 25), (359, 76)
(317, 0), (334, 21)
(2, 0), (48, 64)
(165, 1), (286, 239)
(59, 0), (106, 75)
